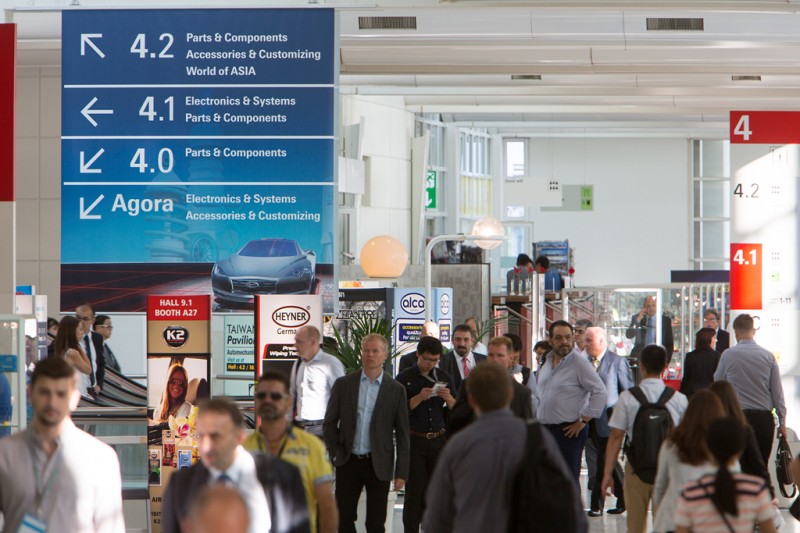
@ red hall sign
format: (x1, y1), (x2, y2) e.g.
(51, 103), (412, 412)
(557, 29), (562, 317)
(0, 24), (15, 202)
(730, 111), (800, 144)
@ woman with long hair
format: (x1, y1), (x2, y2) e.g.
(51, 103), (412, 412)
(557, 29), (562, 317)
(709, 380), (772, 494)
(52, 315), (92, 396)
(679, 327), (721, 398)
(152, 364), (192, 423)
(675, 417), (776, 533)
(653, 390), (725, 533)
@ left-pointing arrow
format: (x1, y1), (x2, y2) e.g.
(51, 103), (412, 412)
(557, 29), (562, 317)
(81, 34), (105, 58)
(80, 195), (105, 220)
(81, 97), (114, 127)
(79, 149), (104, 174)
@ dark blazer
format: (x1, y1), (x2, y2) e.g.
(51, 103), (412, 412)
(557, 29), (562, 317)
(438, 350), (488, 395)
(625, 313), (674, 357)
(679, 348), (721, 399)
(715, 329), (730, 354)
(593, 350), (634, 438)
(162, 452), (310, 533)
(447, 376), (533, 436)
(397, 352), (417, 375)
(322, 371), (410, 481)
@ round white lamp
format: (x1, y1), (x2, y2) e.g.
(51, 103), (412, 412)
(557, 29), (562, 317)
(360, 236), (409, 278)
(471, 216), (504, 249)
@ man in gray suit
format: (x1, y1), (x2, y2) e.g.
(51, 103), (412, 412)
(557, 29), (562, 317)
(323, 334), (410, 533)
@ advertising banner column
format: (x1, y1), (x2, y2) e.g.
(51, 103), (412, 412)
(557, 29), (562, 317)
(0, 24), (16, 312)
(146, 295), (211, 533)
(255, 294), (322, 379)
(729, 111), (800, 376)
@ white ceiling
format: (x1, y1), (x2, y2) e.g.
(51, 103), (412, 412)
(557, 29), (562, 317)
(9, 0), (800, 136)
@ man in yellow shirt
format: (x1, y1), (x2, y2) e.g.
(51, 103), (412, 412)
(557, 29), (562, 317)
(244, 371), (338, 533)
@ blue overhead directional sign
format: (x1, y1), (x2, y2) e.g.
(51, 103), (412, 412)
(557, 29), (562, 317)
(61, 9), (336, 312)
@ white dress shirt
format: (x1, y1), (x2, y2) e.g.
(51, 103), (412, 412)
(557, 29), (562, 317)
(206, 446), (271, 533)
(291, 350), (345, 421)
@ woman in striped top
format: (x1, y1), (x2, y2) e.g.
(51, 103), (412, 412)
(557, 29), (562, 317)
(675, 417), (775, 533)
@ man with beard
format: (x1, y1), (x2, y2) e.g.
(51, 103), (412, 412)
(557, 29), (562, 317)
(0, 357), (125, 532)
(439, 324), (487, 395)
(534, 320), (607, 481)
(244, 371), (338, 533)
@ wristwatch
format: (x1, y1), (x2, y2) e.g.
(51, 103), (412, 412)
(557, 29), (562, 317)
(580, 417), (591, 424)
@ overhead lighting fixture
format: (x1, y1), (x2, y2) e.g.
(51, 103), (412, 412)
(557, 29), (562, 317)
(511, 75), (542, 81)
(646, 18), (704, 31)
(358, 16), (417, 30)
(731, 75), (762, 81)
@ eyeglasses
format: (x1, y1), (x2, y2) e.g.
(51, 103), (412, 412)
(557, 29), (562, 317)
(420, 356), (440, 364)
(168, 378), (186, 386)
(97, 324), (113, 329)
(255, 391), (289, 401)
(75, 314), (93, 322)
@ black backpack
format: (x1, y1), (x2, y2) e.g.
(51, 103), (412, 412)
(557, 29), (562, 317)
(624, 386), (675, 484)
(508, 422), (587, 533)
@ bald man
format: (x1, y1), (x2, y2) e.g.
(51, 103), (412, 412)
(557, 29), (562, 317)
(184, 485), (249, 533)
(291, 325), (345, 437)
(625, 296), (674, 360)
(584, 327), (632, 516)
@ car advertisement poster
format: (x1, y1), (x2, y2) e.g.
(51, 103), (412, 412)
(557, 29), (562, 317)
(255, 294), (322, 379)
(61, 9), (336, 312)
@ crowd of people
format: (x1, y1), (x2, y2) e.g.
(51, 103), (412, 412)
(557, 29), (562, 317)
(0, 304), (793, 533)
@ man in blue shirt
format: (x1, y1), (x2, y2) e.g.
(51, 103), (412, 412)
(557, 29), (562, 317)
(535, 320), (607, 480)
(323, 334), (410, 533)
(534, 255), (563, 292)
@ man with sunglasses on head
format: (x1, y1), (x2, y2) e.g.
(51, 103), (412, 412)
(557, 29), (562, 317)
(244, 371), (338, 533)
(394, 336), (455, 533)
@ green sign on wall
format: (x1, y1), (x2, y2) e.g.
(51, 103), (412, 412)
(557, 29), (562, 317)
(426, 170), (437, 209)
(580, 185), (593, 211)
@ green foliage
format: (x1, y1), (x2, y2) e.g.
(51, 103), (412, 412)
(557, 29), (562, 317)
(472, 315), (510, 343)
(326, 313), (398, 374)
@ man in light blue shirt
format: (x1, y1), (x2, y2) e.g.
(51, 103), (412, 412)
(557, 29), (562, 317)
(714, 313), (786, 466)
(535, 320), (607, 480)
(323, 334), (410, 533)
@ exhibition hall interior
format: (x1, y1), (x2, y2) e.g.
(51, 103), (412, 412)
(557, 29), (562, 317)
(2, 0), (800, 532)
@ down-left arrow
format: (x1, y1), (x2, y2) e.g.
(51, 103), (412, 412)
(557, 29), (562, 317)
(80, 149), (104, 174)
(80, 195), (105, 220)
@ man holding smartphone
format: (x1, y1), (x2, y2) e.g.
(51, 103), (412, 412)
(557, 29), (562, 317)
(395, 336), (455, 533)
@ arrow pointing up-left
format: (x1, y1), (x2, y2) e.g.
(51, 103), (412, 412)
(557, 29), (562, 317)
(81, 34), (105, 58)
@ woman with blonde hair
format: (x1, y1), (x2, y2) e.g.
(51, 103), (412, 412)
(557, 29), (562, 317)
(152, 364), (192, 423)
(53, 315), (93, 397)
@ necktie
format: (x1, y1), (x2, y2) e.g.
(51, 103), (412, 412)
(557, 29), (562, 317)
(84, 335), (96, 386)
(216, 472), (232, 486)
(462, 356), (469, 378)
(590, 356), (599, 370)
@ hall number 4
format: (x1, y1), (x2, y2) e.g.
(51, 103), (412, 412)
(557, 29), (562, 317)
(734, 115), (752, 141)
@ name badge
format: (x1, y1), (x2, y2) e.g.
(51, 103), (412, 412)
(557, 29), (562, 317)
(18, 513), (47, 533)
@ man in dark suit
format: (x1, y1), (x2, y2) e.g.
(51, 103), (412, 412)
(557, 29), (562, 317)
(703, 308), (729, 353)
(585, 327), (633, 517)
(75, 303), (106, 398)
(447, 335), (533, 436)
(323, 334), (410, 533)
(438, 324), (487, 395)
(162, 397), (309, 533)
(625, 296), (674, 361)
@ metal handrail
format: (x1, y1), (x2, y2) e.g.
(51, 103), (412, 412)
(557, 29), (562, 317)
(493, 305), (532, 325)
